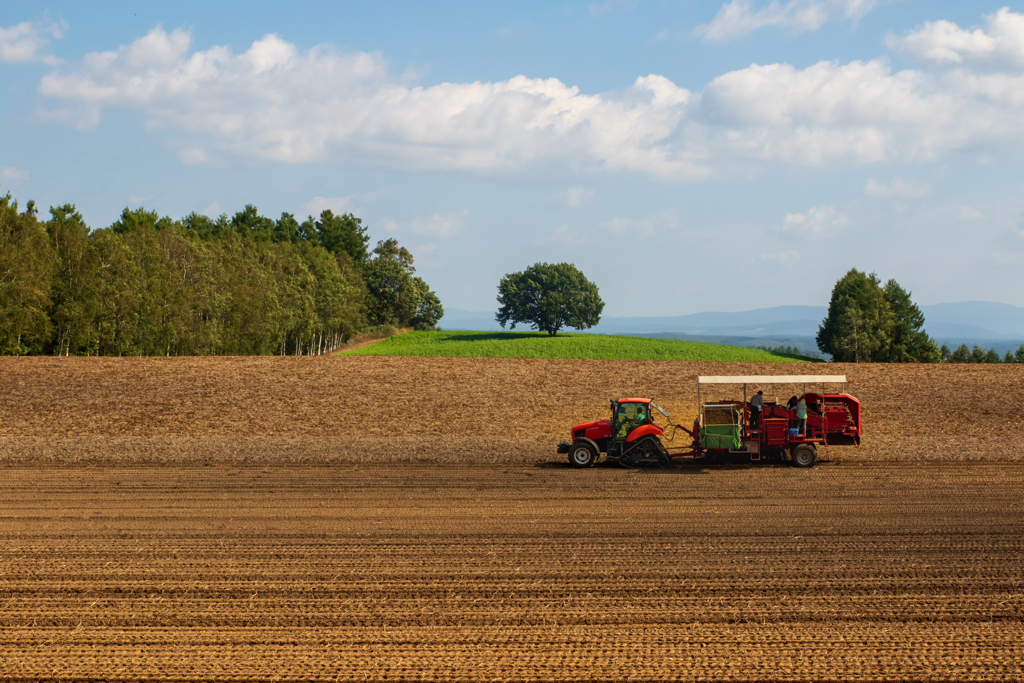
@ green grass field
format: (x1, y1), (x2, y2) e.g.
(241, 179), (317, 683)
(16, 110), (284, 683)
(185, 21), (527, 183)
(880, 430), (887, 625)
(339, 330), (810, 362)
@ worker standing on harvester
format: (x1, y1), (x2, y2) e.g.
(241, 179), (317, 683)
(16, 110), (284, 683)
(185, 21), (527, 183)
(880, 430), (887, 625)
(795, 397), (807, 435)
(750, 390), (764, 430)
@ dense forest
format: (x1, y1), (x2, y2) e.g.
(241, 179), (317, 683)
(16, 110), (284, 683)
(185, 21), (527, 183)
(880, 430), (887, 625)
(0, 192), (442, 355)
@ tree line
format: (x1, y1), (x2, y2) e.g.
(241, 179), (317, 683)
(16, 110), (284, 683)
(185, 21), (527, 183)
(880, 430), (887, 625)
(0, 192), (442, 356)
(817, 268), (1024, 363)
(756, 344), (822, 360)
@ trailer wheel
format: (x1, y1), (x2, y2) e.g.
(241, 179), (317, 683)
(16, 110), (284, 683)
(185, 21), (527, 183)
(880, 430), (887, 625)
(568, 442), (598, 468)
(791, 444), (817, 468)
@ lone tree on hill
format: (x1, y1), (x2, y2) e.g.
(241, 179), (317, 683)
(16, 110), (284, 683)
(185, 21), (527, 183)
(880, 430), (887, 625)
(496, 262), (604, 337)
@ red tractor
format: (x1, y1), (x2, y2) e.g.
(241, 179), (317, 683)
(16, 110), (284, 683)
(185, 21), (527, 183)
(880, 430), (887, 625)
(557, 375), (861, 469)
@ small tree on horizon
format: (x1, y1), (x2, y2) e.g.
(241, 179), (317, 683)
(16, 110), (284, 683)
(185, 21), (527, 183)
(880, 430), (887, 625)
(495, 262), (604, 337)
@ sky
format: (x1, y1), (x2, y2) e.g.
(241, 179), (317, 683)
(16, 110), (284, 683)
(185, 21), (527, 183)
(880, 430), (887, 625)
(3, 0), (1024, 317)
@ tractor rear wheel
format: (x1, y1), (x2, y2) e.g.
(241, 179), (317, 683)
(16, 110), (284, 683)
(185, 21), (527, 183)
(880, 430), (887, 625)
(791, 444), (817, 468)
(568, 442), (598, 468)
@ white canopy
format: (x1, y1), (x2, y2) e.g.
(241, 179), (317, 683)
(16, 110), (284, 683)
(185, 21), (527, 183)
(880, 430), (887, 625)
(698, 375), (846, 385)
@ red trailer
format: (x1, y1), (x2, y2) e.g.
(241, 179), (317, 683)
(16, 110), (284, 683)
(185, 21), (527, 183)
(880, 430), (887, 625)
(557, 375), (861, 469)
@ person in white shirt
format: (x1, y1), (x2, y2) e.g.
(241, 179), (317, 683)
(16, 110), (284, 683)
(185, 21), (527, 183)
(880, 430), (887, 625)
(750, 390), (764, 430)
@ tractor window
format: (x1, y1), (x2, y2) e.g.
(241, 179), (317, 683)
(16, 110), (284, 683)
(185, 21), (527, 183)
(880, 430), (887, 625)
(614, 402), (649, 440)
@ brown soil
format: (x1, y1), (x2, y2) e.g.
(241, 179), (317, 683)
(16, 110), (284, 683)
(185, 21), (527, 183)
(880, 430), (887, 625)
(2, 463), (1022, 681)
(1, 356), (1021, 463)
(3, 358), (1023, 680)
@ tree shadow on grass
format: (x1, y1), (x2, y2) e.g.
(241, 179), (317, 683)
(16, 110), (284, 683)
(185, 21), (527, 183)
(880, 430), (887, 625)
(444, 331), (567, 342)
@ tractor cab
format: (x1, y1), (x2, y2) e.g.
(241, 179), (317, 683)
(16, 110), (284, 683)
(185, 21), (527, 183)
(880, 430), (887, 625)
(611, 399), (653, 441)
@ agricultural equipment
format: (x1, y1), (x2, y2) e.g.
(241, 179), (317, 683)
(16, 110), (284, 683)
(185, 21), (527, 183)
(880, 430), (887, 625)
(556, 375), (861, 469)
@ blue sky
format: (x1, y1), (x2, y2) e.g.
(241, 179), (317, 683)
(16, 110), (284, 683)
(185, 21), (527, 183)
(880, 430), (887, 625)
(3, 1), (1024, 316)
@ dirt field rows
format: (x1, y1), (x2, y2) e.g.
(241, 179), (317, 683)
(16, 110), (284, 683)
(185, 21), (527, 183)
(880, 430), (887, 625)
(2, 357), (1023, 680)
(2, 356), (1023, 463)
(2, 462), (1023, 681)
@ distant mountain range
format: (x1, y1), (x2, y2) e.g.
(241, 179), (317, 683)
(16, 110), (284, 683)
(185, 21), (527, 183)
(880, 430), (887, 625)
(439, 301), (1024, 352)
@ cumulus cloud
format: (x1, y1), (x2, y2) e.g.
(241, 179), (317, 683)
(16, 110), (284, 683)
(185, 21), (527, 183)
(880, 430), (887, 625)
(696, 0), (877, 42)
(1, 167), (30, 184)
(531, 224), (588, 247)
(888, 8), (1024, 67)
(761, 250), (802, 266)
(33, 12), (1024, 178)
(565, 187), (594, 207)
(782, 205), (849, 234)
(38, 27), (704, 178)
(864, 176), (930, 199)
(381, 211), (465, 239)
(408, 212), (464, 238)
(301, 196), (354, 218)
(0, 20), (64, 64)
(602, 211), (679, 237)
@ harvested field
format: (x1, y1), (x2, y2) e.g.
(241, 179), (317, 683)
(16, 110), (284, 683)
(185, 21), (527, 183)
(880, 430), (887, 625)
(2, 462), (1023, 681)
(3, 358), (1024, 680)
(1, 356), (1023, 463)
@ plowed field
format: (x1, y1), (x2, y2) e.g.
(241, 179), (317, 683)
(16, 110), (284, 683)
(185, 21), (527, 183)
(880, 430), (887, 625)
(2, 356), (1023, 463)
(2, 463), (1023, 681)
(2, 357), (1023, 680)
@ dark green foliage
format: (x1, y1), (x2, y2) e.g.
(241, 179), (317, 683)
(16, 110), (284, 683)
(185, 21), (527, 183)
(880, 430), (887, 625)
(0, 193), (54, 354)
(315, 211), (369, 263)
(946, 343), (1008, 363)
(109, 206), (174, 234)
(757, 344), (822, 360)
(950, 344), (971, 363)
(0, 194), (442, 355)
(363, 239), (442, 329)
(1016, 345), (1024, 363)
(496, 262), (604, 337)
(817, 269), (939, 362)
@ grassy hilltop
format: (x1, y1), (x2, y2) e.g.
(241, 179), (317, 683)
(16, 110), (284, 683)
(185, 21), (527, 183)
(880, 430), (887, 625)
(339, 330), (809, 362)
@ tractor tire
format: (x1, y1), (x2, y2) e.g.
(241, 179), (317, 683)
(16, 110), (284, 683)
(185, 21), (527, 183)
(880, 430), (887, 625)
(618, 452), (636, 468)
(791, 443), (817, 468)
(568, 441), (598, 468)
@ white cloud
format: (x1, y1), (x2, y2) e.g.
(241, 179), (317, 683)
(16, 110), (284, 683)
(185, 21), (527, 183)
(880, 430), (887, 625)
(178, 147), (208, 165)
(958, 205), (985, 220)
(761, 250), (802, 266)
(301, 196), (354, 218)
(989, 250), (1024, 267)
(532, 224), (588, 247)
(1, 167), (30, 184)
(888, 8), (1024, 68)
(565, 186), (594, 207)
(782, 205), (849, 234)
(0, 20), (64, 64)
(201, 202), (220, 217)
(37, 26), (705, 179)
(409, 212), (464, 238)
(34, 12), (1024, 179)
(864, 176), (930, 199)
(696, 0), (878, 42)
(602, 211), (679, 237)
(380, 211), (465, 239)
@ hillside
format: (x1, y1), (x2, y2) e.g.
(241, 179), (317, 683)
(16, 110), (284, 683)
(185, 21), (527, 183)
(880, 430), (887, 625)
(338, 330), (810, 362)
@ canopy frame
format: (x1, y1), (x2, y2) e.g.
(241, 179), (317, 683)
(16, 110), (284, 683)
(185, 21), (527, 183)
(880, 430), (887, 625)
(696, 376), (849, 414)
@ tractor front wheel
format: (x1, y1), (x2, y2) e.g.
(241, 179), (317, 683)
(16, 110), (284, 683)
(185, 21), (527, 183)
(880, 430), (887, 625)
(568, 442), (598, 468)
(791, 444), (817, 468)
